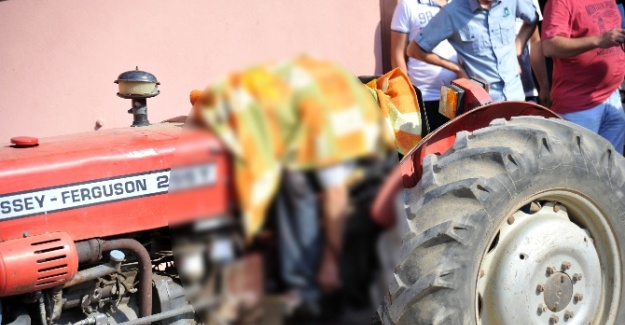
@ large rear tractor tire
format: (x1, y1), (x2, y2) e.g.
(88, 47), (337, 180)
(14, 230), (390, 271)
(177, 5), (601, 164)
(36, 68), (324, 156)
(378, 116), (625, 324)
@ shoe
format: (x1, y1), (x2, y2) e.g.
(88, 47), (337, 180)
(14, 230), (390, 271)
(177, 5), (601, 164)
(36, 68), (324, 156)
(285, 299), (324, 325)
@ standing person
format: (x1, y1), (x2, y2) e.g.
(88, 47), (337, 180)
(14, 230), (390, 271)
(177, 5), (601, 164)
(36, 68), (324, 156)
(390, 0), (458, 130)
(516, 0), (551, 106)
(537, 0), (555, 91)
(406, 0), (540, 102)
(542, 0), (625, 154)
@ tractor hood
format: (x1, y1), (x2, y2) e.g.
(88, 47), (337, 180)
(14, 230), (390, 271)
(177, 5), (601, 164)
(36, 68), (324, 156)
(0, 123), (231, 241)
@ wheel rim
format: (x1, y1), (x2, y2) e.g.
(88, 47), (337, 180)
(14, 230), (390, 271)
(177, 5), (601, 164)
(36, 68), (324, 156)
(477, 190), (621, 324)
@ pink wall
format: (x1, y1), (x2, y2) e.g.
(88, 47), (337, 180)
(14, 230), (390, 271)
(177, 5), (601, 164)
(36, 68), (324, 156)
(0, 1), (383, 141)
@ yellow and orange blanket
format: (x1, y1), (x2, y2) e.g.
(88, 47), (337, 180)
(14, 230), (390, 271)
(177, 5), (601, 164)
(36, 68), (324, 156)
(190, 56), (420, 238)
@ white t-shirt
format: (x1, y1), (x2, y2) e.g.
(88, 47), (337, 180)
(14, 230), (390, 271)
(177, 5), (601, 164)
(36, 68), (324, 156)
(391, 0), (458, 102)
(515, 0), (542, 98)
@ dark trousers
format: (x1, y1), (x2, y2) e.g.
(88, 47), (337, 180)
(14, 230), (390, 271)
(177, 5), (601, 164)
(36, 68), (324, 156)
(526, 96), (538, 103)
(422, 100), (450, 135)
(273, 170), (322, 302)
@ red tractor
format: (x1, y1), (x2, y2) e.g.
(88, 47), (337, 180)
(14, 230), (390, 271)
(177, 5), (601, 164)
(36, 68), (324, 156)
(1, 67), (624, 325)
(373, 80), (625, 324)
(0, 68), (394, 325)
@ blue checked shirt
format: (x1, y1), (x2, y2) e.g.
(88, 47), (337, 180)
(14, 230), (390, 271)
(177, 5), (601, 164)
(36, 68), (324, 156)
(416, 0), (538, 101)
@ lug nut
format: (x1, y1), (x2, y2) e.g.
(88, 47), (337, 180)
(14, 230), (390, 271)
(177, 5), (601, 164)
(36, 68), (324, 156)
(550, 314), (559, 324)
(573, 273), (583, 281)
(538, 304), (547, 313)
(546, 266), (556, 275)
(564, 310), (574, 320)
(574, 293), (584, 302)
(507, 216), (515, 225)
(561, 261), (571, 270)
(554, 204), (561, 212)
(537, 284), (545, 292)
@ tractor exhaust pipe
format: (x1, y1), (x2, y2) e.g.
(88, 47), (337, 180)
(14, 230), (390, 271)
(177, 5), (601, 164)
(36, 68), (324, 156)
(74, 239), (152, 318)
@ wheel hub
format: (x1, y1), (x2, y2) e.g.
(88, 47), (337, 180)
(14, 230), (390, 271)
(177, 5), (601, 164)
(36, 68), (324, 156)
(544, 272), (573, 312)
(478, 201), (604, 324)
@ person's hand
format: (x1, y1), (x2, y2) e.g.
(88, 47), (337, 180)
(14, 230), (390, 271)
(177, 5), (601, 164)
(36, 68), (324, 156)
(597, 29), (625, 48)
(456, 66), (469, 79)
(539, 88), (552, 108)
(317, 250), (341, 293)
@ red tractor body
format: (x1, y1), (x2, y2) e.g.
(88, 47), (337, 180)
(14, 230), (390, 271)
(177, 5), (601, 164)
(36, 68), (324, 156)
(0, 74), (573, 325)
(0, 123), (231, 297)
(371, 96), (560, 228)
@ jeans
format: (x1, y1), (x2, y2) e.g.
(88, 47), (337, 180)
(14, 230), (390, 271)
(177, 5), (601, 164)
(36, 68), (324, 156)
(560, 89), (625, 154)
(274, 170), (322, 303)
(274, 162), (355, 304)
(618, 4), (625, 29)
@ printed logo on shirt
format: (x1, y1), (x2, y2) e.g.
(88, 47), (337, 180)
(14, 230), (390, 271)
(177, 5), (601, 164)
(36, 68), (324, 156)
(585, 1), (621, 56)
(586, 1), (616, 15)
(417, 11), (434, 25)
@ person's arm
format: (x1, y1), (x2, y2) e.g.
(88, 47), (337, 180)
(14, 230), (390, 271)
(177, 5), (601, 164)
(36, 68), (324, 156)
(314, 163), (354, 293)
(516, 0), (540, 55)
(542, 0), (625, 58)
(316, 183), (349, 293)
(516, 22), (537, 56)
(528, 28), (551, 106)
(407, 41), (468, 78)
(390, 31), (409, 73)
(542, 30), (625, 58)
(321, 184), (348, 258)
(408, 7), (464, 76)
(389, 0), (412, 73)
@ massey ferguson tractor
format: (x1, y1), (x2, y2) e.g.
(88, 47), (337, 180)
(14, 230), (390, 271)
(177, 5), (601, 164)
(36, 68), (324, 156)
(0, 64), (624, 325)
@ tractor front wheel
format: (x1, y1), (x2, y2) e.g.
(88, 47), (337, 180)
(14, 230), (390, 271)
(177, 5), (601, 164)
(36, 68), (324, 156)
(378, 116), (625, 324)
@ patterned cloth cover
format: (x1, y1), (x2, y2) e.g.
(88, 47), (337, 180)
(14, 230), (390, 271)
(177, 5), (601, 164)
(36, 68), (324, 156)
(190, 56), (420, 238)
